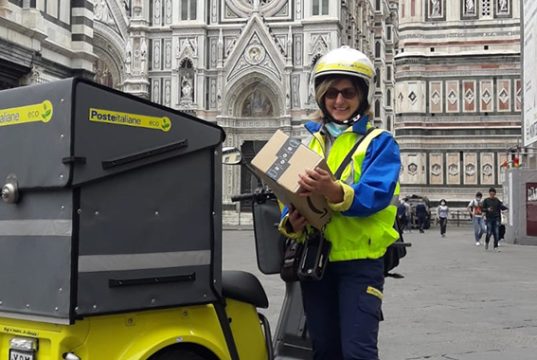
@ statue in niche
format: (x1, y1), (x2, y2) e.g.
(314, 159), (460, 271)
(125, 40), (132, 74)
(95, 0), (113, 24)
(181, 75), (193, 103)
(465, 0), (474, 14)
(498, 0), (507, 12)
(140, 38), (147, 74)
(430, 0), (441, 17)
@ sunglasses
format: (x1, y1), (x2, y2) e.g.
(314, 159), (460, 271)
(325, 87), (358, 100)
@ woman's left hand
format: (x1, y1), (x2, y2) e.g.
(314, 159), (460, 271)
(298, 167), (343, 203)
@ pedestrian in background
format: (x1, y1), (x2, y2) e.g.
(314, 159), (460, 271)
(415, 202), (427, 233)
(437, 199), (449, 237)
(397, 199), (408, 232)
(483, 187), (508, 251)
(467, 191), (486, 246)
(404, 198), (412, 233)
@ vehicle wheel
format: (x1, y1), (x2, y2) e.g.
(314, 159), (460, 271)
(149, 347), (211, 360)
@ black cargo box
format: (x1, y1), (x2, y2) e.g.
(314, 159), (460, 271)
(0, 78), (225, 324)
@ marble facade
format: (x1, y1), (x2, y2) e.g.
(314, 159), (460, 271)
(396, 0), (521, 205)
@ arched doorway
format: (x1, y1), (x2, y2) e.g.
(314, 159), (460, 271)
(227, 77), (281, 210)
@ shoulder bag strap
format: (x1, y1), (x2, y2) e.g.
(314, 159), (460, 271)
(333, 127), (377, 180)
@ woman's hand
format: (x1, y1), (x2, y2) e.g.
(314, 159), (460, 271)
(287, 205), (308, 233)
(298, 167), (343, 203)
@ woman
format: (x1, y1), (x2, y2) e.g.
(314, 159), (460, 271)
(278, 46), (401, 360)
(437, 199), (449, 237)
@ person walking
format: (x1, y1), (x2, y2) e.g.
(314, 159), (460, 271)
(415, 202), (428, 233)
(397, 199), (408, 232)
(278, 46), (401, 360)
(467, 191), (486, 246)
(437, 199), (449, 237)
(483, 187), (508, 252)
(404, 198), (412, 233)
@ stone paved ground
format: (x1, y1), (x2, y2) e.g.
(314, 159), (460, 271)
(223, 225), (537, 360)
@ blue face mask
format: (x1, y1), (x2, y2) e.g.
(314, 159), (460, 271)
(325, 122), (349, 137)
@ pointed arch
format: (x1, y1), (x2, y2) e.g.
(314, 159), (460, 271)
(179, 57), (195, 104)
(224, 72), (284, 118)
(92, 31), (125, 89)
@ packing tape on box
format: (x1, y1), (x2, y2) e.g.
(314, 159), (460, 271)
(267, 137), (302, 181)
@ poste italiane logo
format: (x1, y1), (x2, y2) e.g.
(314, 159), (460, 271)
(0, 100), (53, 127)
(89, 108), (171, 132)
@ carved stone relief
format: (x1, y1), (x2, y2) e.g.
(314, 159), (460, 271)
(95, 0), (114, 25)
(400, 153), (426, 185)
(153, 0), (161, 25)
(463, 0), (476, 16)
(464, 153), (477, 184)
(292, 74), (300, 108)
(211, 0), (218, 22)
(497, 0), (509, 15)
(152, 78), (160, 103)
(209, 78), (217, 108)
(165, 0), (172, 24)
(210, 38), (217, 68)
(164, 78), (171, 106)
(245, 44), (266, 65)
(225, 37), (238, 59)
(153, 39), (161, 70)
(429, 0), (443, 18)
(481, 152), (495, 185)
(447, 153), (460, 185)
(293, 34), (303, 66)
(164, 39), (172, 69)
(310, 34), (329, 56)
(228, 34), (280, 81)
(429, 153), (444, 185)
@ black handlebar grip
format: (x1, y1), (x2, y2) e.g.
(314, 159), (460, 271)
(231, 193), (255, 202)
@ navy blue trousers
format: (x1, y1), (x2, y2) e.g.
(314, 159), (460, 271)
(300, 258), (385, 360)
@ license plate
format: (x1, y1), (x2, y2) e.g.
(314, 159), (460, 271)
(9, 350), (34, 360)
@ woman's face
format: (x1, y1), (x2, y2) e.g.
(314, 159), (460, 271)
(323, 78), (361, 122)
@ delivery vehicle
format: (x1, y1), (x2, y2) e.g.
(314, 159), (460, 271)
(0, 78), (294, 360)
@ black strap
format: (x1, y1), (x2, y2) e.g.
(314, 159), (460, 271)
(334, 127), (377, 179)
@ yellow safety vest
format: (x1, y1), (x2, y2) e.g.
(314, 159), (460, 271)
(308, 127), (400, 261)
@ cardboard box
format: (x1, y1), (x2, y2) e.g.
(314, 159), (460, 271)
(251, 130), (331, 230)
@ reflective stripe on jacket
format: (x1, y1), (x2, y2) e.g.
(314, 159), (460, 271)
(306, 117), (401, 261)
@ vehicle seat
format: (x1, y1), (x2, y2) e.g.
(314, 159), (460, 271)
(222, 270), (269, 309)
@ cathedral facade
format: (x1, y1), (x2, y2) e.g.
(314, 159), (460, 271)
(395, 0), (521, 205)
(115, 0), (399, 204)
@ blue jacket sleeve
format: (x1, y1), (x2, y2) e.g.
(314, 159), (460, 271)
(342, 132), (401, 217)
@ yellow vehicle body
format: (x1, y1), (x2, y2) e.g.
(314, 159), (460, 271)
(0, 299), (268, 360)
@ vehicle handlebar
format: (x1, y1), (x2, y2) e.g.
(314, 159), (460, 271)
(231, 190), (276, 204)
(231, 193), (255, 202)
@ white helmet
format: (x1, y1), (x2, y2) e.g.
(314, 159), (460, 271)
(313, 46), (375, 115)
